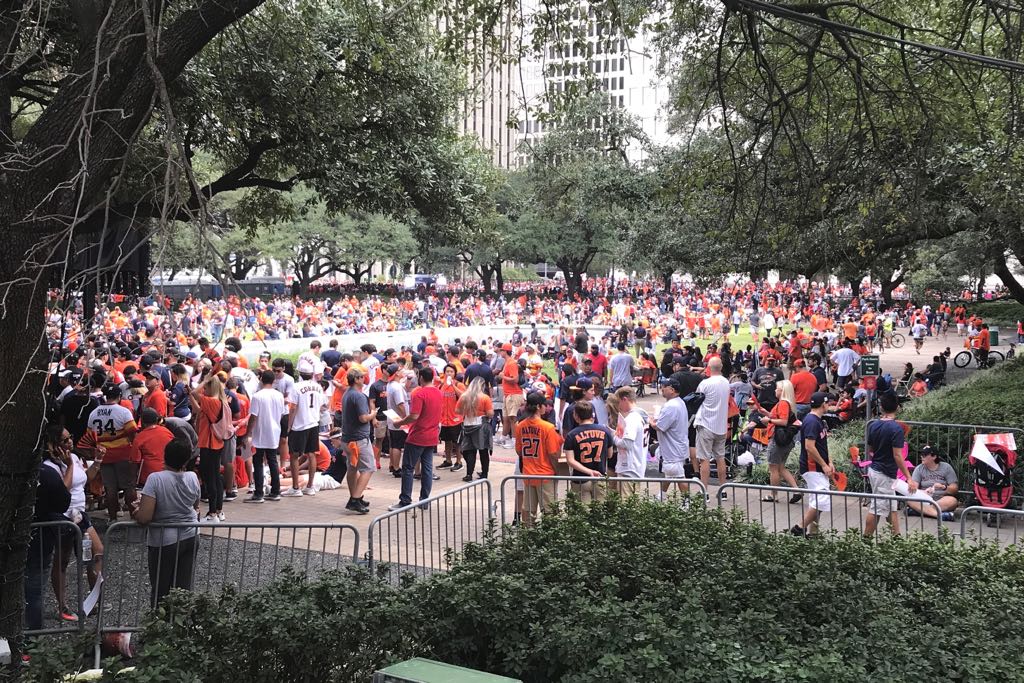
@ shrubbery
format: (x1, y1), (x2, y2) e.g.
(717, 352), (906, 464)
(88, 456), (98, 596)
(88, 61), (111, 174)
(29, 496), (1024, 682)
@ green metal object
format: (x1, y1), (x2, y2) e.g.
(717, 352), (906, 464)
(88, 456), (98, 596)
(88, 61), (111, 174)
(372, 658), (522, 683)
(990, 329), (1000, 347)
(859, 354), (880, 376)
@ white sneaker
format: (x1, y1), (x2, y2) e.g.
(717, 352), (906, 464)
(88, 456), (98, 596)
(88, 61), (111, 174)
(203, 514), (218, 523)
(280, 488), (303, 497)
(217, 512), (226, 522)
(302, 487), (316, 496)
(246, 485), (255, 494)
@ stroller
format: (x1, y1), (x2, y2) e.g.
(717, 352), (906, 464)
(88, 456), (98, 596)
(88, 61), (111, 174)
(970, 439), (1017, 526)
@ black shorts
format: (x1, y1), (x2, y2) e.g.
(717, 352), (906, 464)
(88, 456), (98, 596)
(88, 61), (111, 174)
(287, 426), (319, 455)
(439, 424), (462, 443)
(388, 429), (407, 450)
(688, 424), (697, 446)
(279, 415), (290, 439)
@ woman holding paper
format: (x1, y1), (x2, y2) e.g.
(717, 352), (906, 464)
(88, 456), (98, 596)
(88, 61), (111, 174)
(907, 446), (958, 521)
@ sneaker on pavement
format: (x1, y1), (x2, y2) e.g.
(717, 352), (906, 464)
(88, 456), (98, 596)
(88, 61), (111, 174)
(357, 497), (370, 511)
(346, 499), (368, 514)
(941, 511), (955, 522)
(265, 493), (281, 501)
(224, 491), (238, 502)
(281, 488), (303, 497)
(243, 496), (264, 504)
(204, 514), (218, 523)
(247, 485), (255, 494)
(437, 461), (453, 469)
(451, 463), (463, 472)
(388, 501), (411, 512)
(217, 512), (226, 522)
(431, 474), (440, 481)
(302, 487), (316, 496)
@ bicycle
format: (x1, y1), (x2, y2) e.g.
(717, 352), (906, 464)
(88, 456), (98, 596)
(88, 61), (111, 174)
(953, 347), (1004, 369)
(879, 331), (905, 349)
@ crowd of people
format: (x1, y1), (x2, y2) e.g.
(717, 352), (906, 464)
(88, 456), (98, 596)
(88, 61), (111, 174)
(28, 276), (999, 626)
(48, 277), (1009, 350)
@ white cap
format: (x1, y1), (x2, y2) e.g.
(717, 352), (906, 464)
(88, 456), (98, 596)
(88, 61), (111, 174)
(297, 359), (315, 375)
(737, 452), (756, 467)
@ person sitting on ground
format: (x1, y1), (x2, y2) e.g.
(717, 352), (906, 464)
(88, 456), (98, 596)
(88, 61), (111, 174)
(909, 373), (929, 398)
(907, 446), (958, 521)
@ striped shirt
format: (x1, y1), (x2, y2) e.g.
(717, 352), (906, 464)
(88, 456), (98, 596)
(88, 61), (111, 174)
(694, 375), (730, 436)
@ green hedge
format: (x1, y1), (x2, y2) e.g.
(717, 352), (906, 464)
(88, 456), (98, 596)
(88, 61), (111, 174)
(29, 497), (1024, 682)
(969, 299), (1024, 326)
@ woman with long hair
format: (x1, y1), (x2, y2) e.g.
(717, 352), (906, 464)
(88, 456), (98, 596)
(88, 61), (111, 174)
(41, 424), (104, 622)
(755, 379), (802, 503)
(436, 364), (466, 471)
(189, 373), (228, 522)
(455, 378), (494, 481)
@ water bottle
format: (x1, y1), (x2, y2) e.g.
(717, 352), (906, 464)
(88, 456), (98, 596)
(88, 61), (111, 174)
(82, 536), (92, 562)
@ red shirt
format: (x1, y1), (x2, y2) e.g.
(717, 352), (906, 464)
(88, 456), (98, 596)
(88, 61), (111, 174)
(406, 385), (443, 447)
(144, 389), (169, 417)
(790, 370), (818, 405)
(135, 425), (175, 485)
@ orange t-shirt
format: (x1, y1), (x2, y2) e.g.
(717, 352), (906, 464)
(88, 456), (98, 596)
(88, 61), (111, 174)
(330, 366), (347, 412)
(436, 379), (465, 426)
(791, 370), (818, 405)
(766, 400), (791, 441)
(136, 424), (175, 485)
(144, 389), (169, 418)
(514, 415), (562, 484)
(842, 322), (858, 340)
(316, 441), (331, 471)
(196, 394), (225, 450)
(502, 360), (523, 396)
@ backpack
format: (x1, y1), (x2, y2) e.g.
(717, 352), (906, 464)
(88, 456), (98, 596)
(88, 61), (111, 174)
(211, 399), (236, 441)
(970, 442), (1016, 509)
(682, 392), (705, 418)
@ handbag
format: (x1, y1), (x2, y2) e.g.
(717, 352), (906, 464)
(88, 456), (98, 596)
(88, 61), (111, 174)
(771, 409), (798, 448)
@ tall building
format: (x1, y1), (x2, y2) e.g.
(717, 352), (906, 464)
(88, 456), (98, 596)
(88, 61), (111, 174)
(456, 10), (522, 169)
(513, 4), (672, 166)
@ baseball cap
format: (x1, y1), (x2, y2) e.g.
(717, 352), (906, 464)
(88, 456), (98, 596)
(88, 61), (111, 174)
(140, 407), (160, 425)
(793, 359), (806, 368)
(102, 384), (123, 400)
(572, 377), (594, 391)
(809, 391), (831, 408)
(920, 445), (941, 459)
(501, 343), (513, 353)
(526, 391), (546, 406)
(385, 363), (400, 377)
(185, 351), (198, 360)
(296, 358), (315, 375)
(659, 377), (682, 392)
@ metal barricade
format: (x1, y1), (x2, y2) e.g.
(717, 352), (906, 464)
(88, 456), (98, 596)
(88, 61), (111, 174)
(959, 506), (1024, 546)
(863, 420), (1023, 505)
(24, 519), (86, 636)
(717, 483), (944, 538)
(497, 475), (709, 526)
(366, 480), (492, 581)
(97, 521), (360, 639)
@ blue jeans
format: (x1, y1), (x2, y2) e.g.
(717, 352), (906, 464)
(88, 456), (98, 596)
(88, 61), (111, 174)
(400, 443), (436, 505)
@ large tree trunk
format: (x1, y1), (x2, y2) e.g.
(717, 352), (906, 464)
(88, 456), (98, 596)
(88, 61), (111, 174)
(476, 264), (494, 295)
(994, 253), (1024, 306)
(0, 214), (56, 649)
(495, 262), (505, 296)
(881, 272), (905, 306)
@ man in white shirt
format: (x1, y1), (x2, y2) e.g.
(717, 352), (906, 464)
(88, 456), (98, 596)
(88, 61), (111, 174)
(829, 341), (861, 389)
(298, 340), (326, 379)
(245, 370), (288, 502)
(611, 387), (647, 496)
(694, 357), (731, 496)
(651, 378), (690, 496)
(284, 359), (326, 496)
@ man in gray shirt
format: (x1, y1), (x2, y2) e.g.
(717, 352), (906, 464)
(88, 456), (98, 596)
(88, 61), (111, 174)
(341, 367), (376, 514)
(385, 366), (410, 477)
(608, 342), (635, 390)
(163, 416), (199, 462)
(652, 378), (690, 496)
